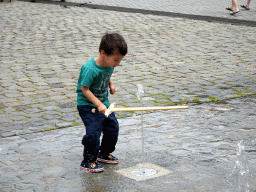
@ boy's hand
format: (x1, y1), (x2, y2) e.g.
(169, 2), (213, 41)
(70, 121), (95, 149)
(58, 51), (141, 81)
(109, 84), (116, 95)
(97, 104), (107, 114)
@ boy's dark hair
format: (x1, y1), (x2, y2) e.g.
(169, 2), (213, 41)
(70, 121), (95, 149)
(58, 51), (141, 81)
(99, 33), (127, 56)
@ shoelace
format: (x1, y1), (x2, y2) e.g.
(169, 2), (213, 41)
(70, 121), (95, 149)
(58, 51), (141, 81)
(108, 155), (113, 159)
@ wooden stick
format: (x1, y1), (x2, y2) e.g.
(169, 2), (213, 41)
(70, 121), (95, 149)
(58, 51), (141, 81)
(102, 103), (189, 117)
(111, 106), (189, 112)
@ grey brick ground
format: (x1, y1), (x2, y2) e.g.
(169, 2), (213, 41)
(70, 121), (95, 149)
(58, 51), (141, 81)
(0, 0), (256, 190)
(0, 95), (256, 191)
(77, 0), (256, 22)
(0, 0), (256, 136)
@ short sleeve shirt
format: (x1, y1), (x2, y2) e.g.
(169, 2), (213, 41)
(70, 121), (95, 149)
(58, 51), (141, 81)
(76, 56), (114, 107)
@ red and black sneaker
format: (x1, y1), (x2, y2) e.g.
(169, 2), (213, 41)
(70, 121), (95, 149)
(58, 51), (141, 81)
(97, 153), (119, 164)
(80, 161), (104, 173)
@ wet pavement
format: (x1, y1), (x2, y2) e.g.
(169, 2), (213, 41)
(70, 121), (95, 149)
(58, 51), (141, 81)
(1, 95), (256, 191)
(0, 0), (256, 191)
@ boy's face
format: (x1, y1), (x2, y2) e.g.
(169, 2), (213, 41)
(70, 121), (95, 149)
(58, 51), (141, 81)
(102, 50), (124, 68)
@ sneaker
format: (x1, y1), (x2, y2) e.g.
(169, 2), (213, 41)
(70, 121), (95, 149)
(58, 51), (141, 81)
(80, 161), (104, 173)
(97, 153), (119, 164)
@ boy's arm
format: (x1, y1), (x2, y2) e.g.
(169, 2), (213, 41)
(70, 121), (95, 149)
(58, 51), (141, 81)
(109, 78), (116, 95)
(81, 86), (107, 114)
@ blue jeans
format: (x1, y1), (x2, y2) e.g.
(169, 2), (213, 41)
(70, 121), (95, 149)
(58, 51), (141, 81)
(77, 105), (119, 162)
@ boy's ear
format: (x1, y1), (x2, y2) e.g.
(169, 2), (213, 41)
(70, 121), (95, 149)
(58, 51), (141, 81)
(100, 50), (106, 56)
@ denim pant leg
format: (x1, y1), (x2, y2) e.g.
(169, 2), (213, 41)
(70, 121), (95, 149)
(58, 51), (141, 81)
(77, 105), (105, 162)
(100, 112), (119, 156)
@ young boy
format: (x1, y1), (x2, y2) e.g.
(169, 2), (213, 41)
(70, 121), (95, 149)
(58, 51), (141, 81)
(76, 33), (127, 173)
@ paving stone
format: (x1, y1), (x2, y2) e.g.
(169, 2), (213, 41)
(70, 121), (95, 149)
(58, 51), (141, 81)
(0, 118), (12, 124)
(48, 83), (64, 88)
(61, 114), (77, 121)
(55, 122), (73, 128)
(59, 103), (76, 108)
(14, 182), (34, 190)
(1, 132), (17, 138)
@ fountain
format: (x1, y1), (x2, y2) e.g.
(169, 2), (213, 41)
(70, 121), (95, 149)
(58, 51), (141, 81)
(230, 140), (250, 192)
(130, 84), (158, 178)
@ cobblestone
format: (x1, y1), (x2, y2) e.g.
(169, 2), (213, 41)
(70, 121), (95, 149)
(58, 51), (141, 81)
(0, 0), (256, 189)
(0, 95), (255, 191)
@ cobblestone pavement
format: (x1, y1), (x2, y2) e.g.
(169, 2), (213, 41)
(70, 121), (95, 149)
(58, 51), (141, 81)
(71, 0), (256, 22)
(0, 95), (256, 191)
(0, 1), (256, 190)
(0, 0), (255, 137)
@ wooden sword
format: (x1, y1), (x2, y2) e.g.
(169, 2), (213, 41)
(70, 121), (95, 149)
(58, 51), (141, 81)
(92, 103), (189, 118)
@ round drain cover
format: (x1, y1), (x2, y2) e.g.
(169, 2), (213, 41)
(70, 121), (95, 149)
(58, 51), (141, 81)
(131, 168), (157, 177)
